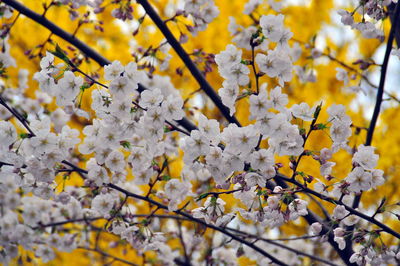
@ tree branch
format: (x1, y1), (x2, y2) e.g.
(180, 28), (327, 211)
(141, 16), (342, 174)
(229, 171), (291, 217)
(79, 247), (138, 266)
(365, 2), (400, 146)
(106, 183), (288, 266)
(225, 227), (339, 266)
(1, 0), (197, 133)
(136, 0), (241, 127)
(275, 173), (400, 239)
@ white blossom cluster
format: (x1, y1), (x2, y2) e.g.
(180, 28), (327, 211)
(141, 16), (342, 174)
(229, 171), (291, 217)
(183, 0), (219, 35)
(1, 0), (399, 265)
(337, 0), (399, 40)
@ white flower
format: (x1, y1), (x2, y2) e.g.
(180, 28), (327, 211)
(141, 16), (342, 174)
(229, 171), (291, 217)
(133, 167), (155, 185)
(268, 125), (304, 156)
(109, 76), (131, 100)
(260, 14), (285, 42)
(290, 103), (315, 121)
(218, 81), (239, 116)
(105, 150), (126, 172)
(332, 205), (349, 220)
(193, 196), (228, 225)
(244, 172), (266, 187)
(346, 167), (372, 193)
(309, 222), (322, 236)
(330, 121), (352, 144)
(333, 227), (346, 250)
(327, 104), (352, 125)
(342, 215), (360, 226)
(124, 61), (145, 85)
(205, 146), (223, 166)
(104, 60), (124, 80)
(249, 87), (271, 120)
(269, 86), (288, 111)
(0, 121), (17, 147)
(215, 44), (242, 68)
(198, 114), (220, 144)
(352, 144), (378, 170)
(337, 9), (354, 26)
(391, 48), (400, 59)
(268, 0), (283, 12)
(35, 245), (55, 263)
(250, 149), (274, 171)
(34, 70), (57, 95)
(161, 94), (185, 121)
(267, 195), (280, 209)
(234, 186), (260, 209)
(98, 126), (121, 149)
(349, 252), (363, 264)
(39, 52), (55, 74)
(140, 88), (163, 109)
(336, 68), (349, 85)
(353, 21), (383, 40)
(243, 0), (262, 15)
(320, 161), (336, 176)
(110, 98), (133, 122)
(200, 4), (219, 23)
(371, 169), (385, 188)
(288, 199), (308, 220)
(255, 51), (290, 79)
(144, 107), (165, 126)
(233, 125), (259, 154)
(87, 160), (109, 185)
(184, 130), (210, 157)
(128, 147), (151, 170)
(29, 132), (58, 156)
(164, 179), (191, 211)
(334, 236), (346, 250)
(255, 111), (276, 136)
(57, 71), (83, 104)
(220, 63), (250, 86)
(91, 193), (115, 215)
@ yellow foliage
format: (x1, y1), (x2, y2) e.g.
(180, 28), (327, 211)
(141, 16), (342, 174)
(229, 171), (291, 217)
(3, 0), (399, 264)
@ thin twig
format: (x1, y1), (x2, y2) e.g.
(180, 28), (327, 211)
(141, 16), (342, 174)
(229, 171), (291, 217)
(79, 247), (138, 266)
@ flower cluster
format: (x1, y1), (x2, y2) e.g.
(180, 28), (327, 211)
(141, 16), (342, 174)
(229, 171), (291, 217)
(1, 0), (399, 265)
(337, 0), (399, 40)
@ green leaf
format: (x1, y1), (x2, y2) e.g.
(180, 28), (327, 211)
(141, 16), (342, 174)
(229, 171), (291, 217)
(80, 83), (91, 91)
(196, 193), (209, 201)
(49, 44), (72, 65)
(121, 141), (131, 149)
(163, 125), (171, 133)
(19, 133), (30, 139)
(161, 175), (171, 181)
(313, 102), (322, 119)
(314, 123), (328, 130)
